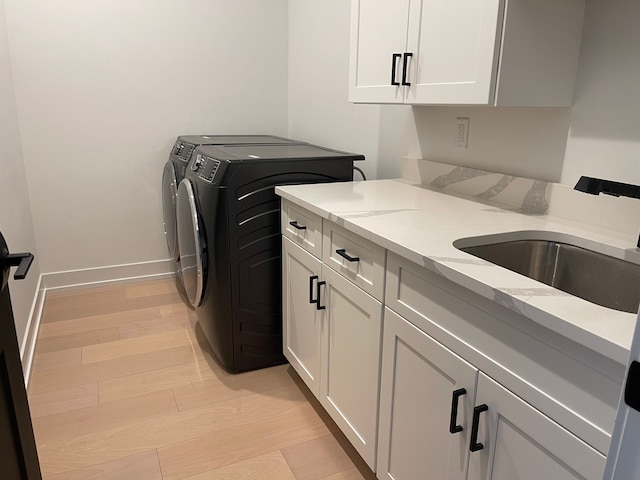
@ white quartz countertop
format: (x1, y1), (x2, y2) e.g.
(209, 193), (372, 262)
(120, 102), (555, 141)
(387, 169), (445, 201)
(276, 179), (640, 364)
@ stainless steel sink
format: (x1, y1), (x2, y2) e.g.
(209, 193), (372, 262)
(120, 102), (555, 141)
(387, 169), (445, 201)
(456, 238), (640, 314)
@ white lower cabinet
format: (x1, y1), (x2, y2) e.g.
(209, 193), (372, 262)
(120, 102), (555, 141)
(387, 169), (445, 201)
(468, 373), (605, 480)
(282, 235), (383, 470)
(377, 308), (606, 480)
(377, 308), (478, 480)
(282, 201), (609, 479)
(319, 264), (382, 469)
(282, 237), (322, 397)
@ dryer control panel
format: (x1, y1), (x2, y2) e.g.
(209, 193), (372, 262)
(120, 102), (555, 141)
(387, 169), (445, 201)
(173, 141), (196, 162)
(191, 154), (221, 183)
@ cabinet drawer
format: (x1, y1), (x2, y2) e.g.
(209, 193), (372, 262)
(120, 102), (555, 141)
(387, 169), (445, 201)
(322, 220), (386, 301)
(282, 200), (323, 258)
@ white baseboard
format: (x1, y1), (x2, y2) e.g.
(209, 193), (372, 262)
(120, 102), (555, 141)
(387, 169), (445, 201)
(42, 259), (176, 292)
(20, 259), (177, 388)
(20, 274), (45, 389)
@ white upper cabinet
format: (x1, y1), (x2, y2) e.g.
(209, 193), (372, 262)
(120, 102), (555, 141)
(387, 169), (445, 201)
(349, 0), (585, 106)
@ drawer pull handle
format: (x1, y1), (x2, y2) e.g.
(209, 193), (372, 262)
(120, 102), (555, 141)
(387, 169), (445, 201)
(470, 404), (488, 452)
(449, 388), (467, 434)
(309, 275), (319, 304)
(391, 53), (401, 86)
(336, 249), (359, 263)
(316, 281), (326, 310)
(289, 221), (307, 230)
(401, 52), (413, 86)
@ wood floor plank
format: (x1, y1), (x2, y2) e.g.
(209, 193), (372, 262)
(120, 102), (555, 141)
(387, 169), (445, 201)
(172, 364), (293, 412)
(29, 383), (99, 419)
(125, 278), (178, 299)
(42, 288), (128, 323)
(281, 434), (365, 480)
(318, 466), (377, 480)
(181, 450), (296, 480)
(36, 386), (317, 477)
(32, 348), (82, 373)
(38, 307), (161, 339)
(118, 315), (190, 340)
(81, 329), (195, 364)
(159, 302), (195, 320)
(29, 344), (203, 395)
(98, 359), (222, 404)
(36, 327), (121, 354)
(44, 449), (162, 480)
(33, 389), (178, 446)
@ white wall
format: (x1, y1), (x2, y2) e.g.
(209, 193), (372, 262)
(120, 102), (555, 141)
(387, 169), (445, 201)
(561, 0), (640, 186)
(4, 0), (290, 275)
(0, 0), (40, 347)
(288, 0), (640, 190)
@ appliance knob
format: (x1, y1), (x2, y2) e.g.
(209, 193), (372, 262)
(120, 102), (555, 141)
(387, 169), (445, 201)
(191, 154), (204, 171)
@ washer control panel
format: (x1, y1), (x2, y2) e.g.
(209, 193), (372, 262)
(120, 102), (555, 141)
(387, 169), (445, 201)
(191, 154), (221, 183)
(174, 141), (196, 162)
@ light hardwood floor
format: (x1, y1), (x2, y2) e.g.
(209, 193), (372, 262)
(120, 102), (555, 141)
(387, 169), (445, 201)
(28, 278), (376, 480)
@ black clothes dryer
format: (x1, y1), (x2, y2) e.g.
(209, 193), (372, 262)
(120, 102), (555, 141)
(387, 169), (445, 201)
(176, 143), (364, 373)
(162, 135), (302, 269)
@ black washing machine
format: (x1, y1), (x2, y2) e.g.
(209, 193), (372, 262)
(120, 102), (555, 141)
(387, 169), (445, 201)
(162, 135), (303, 272)
(176, 143), (364, 372)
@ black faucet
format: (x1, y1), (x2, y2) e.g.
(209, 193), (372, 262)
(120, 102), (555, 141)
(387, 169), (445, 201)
(574, 176), (640, 247)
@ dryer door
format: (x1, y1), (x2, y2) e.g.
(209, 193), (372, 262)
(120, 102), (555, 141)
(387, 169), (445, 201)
(176, 180), (206, 307)
(162, 161), (180, 261)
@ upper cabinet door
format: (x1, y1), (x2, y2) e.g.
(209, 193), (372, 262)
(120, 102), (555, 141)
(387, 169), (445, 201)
(406, 0), (503, 105)
(349, 0), (411, 103)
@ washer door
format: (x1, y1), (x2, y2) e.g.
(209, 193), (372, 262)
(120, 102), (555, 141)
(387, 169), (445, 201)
(176, 180), (206, 307)
(162, 161), (179, 261)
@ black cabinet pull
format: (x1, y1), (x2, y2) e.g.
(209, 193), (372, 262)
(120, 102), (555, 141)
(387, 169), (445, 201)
(401, 52), (413, 86)
(335, 249), (360, 263)
(6, 253), (34, 280)
(289, 220), (307, 231)
(449, 388), (467, 434)
(470, 404), (488, 452)
(316, 281), (326, 310)
(309, 275), (319, 304)
(391, 53), (402, 86)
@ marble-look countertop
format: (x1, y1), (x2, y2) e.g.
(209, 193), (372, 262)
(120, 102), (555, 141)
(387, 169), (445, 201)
(276, 179), (640, 365)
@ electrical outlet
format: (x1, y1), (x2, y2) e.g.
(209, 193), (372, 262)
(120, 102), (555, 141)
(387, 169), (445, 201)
(455, 117), (470, 149)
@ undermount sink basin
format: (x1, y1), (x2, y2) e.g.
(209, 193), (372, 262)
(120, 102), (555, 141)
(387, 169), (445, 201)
(454, 234), (640, 314)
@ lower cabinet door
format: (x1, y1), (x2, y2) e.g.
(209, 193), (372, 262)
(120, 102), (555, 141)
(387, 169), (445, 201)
(377, 308), (479, 480)
(319, 264), (383, 470)
(282, 237), (322, 397)
(468, 372), (606, 480)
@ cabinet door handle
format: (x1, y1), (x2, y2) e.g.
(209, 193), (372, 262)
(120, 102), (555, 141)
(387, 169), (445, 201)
(391, 53), (402, 86)
(401, 52), (413, 86)
(335, 249), (360, 263)
(289, 220), (307, 230)
(470, 404), (488, 452)
(449, 388), (467, 434)
(309, 275), (319, 304)
(316, 281), (326, 310)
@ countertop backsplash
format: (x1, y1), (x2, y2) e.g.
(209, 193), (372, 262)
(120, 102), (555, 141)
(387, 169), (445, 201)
(402, 157), (640, 243)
